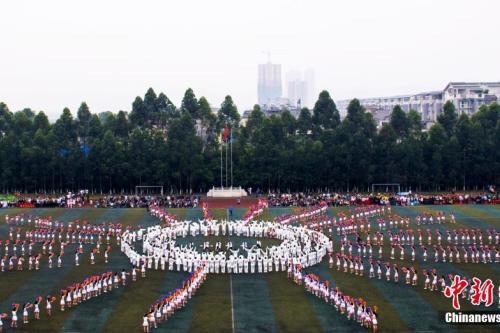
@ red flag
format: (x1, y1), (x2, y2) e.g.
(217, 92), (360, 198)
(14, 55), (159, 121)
(223, 124), (229, 142)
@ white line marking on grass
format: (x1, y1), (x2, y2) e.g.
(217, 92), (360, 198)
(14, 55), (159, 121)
(230, 273), (235, 333)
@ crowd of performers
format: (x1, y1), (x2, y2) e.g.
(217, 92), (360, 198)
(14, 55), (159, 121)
(0, 214), (146, 331)
(273, 204), (499, 309)
(0, 211), (173, 331)
(1, 266), (141, 330)
(143, 266), (207, 332)
(121, 219), (332, 275)
(277, 205), (500, 307)
(1, 215), (125, 272)
(1, 203), (499, 331)
(324, 224), (499, 291)
(290, 264), (379, 332)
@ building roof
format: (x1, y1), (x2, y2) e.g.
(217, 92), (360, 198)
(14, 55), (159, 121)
(414, 91), (442, 96)
(337, 82), (500, 105)
(242, 110), (252, 119)
(444, 82), (500, 90)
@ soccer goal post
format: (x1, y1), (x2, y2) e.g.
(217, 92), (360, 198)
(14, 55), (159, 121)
(371, 183), (400, 194)
(135, 186), (164, 196)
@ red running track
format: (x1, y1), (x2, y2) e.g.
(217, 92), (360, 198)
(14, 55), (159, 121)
(200, 197), (259, 208)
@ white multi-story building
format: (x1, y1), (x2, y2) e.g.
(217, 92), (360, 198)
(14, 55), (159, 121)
(336, 82), (499, 128)
(443, 82), (500, 115)
(409, 91), (443, 124)
(240, 101), (301, 126)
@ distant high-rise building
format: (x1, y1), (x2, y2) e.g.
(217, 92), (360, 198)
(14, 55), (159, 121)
(287, 74), (307, 108)
(258, 62), (282, 105)
(285, 68), (316, 108)
(304, 68), (316, 108)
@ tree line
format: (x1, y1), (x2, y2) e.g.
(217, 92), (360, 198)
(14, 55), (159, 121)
(0, 88), (499, 194)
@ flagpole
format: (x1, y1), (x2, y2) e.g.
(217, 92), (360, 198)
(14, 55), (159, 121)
(230, 128), (233, 188)
(220, 139), (223, 189)
(225, 137), (228, 188)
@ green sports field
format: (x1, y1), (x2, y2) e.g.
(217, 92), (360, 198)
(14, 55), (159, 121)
(0, 205), (499, 333)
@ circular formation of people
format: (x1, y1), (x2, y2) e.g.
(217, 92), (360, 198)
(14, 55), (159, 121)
(0, 204), (498, 332)
(121, 218), (331, 275)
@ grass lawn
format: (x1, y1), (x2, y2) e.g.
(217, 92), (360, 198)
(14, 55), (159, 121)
(0, 205), (498, 332)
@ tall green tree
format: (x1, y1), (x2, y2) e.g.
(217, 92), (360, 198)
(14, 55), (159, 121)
(390, 105), (409, 138)
(297, 107), (313, 135)
(197, 96), (217, 149)
(0, 102), (13, 133)
(338, 99), (376, 190)
(437, 101), (458, 137)
(0, 93), (497, 193)
(312, 90), (340, 133)
(217, 95), (240, 129)
(167, 112), (205, 191)
(130, 96), (147, 127)
(181, 88), (199, 118)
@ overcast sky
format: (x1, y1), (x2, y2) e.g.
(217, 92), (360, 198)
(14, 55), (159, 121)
(1, 0), (499, 119)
